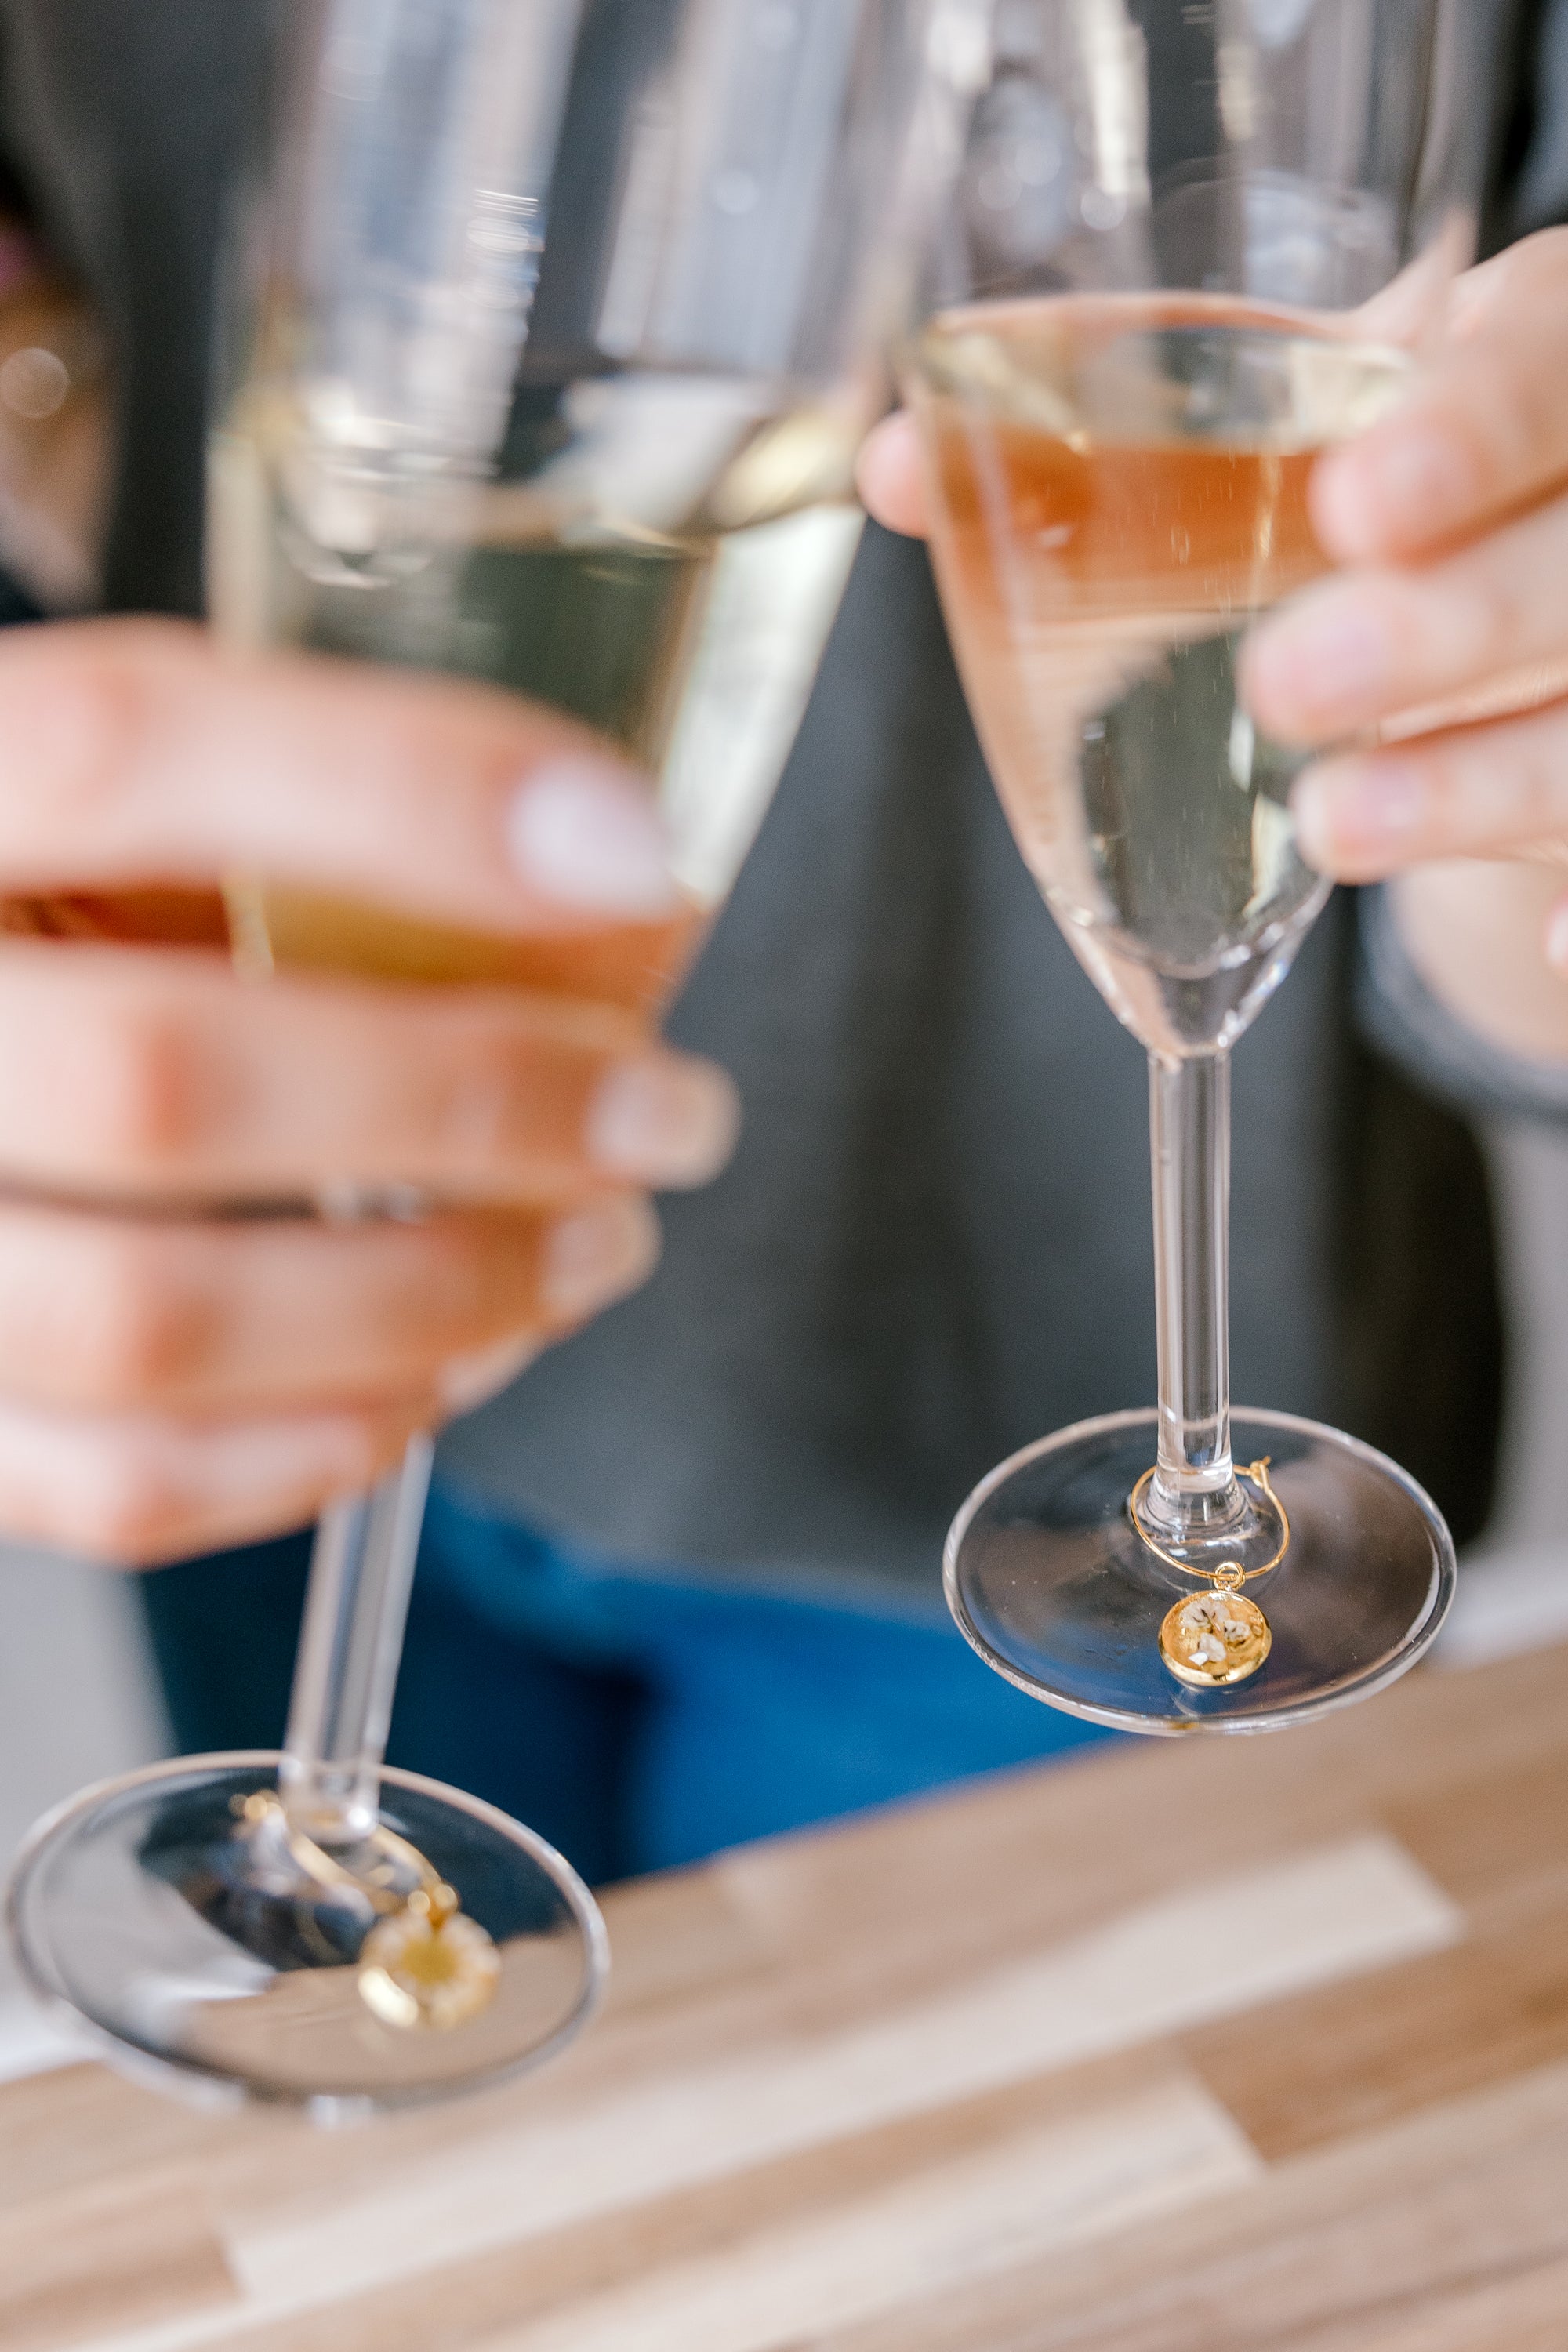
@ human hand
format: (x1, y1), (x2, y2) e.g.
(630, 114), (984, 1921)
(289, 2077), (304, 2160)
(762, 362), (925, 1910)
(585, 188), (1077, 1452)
(0, 620), (736, 1564)
(1237, 232), (1568, 1066)
(862, 242), (1568, 1067)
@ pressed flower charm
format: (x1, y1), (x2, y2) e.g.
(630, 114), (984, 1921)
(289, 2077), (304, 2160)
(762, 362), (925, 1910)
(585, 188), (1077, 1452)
(358, 1885), (502, 2031)
(1159, 1583), (1272, 1687)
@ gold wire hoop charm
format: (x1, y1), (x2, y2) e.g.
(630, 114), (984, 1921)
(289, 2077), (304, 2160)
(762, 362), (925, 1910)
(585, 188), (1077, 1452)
(1132, 1459), (1290, 1690)
(238, 1792), (501, 2031)
(1131, 1459), (1290, 1583)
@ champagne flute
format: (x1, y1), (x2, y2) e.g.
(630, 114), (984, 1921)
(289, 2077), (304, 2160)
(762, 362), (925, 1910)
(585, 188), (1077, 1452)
(914, 0), (1489, 1733)
(5, 0), (972, 2114)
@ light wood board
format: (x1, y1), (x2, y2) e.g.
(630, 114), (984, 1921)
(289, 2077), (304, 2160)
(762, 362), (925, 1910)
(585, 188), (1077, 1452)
(8, 1642), (1568, 2351)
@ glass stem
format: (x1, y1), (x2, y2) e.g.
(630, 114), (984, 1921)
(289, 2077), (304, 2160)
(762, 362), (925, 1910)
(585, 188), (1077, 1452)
(1149, 1049), (1240, 1529)
(278, 1435), (435, 1848)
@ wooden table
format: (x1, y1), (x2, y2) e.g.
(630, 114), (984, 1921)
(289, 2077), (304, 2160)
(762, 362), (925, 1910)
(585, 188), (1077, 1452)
(8, 1639), (1568, 2352)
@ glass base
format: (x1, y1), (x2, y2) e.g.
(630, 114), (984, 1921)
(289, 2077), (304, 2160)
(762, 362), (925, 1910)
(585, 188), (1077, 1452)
(946, 1409), (1456, 1736)
(5, 1753), (608, 2118)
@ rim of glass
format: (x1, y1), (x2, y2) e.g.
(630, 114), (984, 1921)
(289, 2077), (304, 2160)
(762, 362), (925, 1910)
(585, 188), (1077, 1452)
(944, 1405), (1457, 1740)
(5, 1750), (611, 2118)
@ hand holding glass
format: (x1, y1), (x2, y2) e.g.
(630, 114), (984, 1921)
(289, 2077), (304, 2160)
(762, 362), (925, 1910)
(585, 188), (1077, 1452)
(6, 0), (960, 2112)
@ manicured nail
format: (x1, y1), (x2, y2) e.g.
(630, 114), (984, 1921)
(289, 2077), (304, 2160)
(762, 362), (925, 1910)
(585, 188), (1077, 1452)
(1316, 424), (1472, 557)
(441, 1337), (539, 1414)
(587, 1055), (741, 1187)
(507, 759), (680, 917)
(856, 412), (927, 538)
(1548, 904), (1568, 980)
(1293, 756), (1431, 865)
(1246, 599), (1392, 737)
(1377, 425), (1475, 528)
(543, 1195), (659, 1319)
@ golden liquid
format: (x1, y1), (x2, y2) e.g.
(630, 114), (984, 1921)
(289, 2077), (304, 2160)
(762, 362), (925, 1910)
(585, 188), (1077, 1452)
(206, 373), (866, 1007)
(931, 401), (1327, 601)
(913, 293), (1409, 1051)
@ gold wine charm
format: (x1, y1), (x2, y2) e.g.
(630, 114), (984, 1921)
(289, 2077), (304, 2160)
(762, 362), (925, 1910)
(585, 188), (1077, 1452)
(358, 1883), (502, 2032)
(1131, 1458), (1289, 1690)
(240, 1791), (501, 2031)
(1159, 1572), (1273, 1688)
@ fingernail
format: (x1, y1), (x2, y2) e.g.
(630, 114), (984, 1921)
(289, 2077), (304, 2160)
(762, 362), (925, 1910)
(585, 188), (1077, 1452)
(543, 1195), (659, 1319)
(1316, 425), (1472, 556)
(587, 1056), (741, 1187)
(1548, 904), (1568, 979)
(441, 1337), (539, 1414)
(508, 759), (681, 917)
(1293, 757), (1431, 863)
(1247, 600), (1392, 736)
(1376, 426), (1474, 528)
(856, 412), (927, 538)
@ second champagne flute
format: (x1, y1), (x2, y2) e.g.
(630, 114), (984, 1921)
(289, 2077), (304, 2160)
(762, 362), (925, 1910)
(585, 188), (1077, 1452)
(912, 0), (1490, 1733)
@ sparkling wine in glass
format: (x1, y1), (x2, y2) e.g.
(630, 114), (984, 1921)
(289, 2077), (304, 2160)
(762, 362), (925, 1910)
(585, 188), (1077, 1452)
(5, 0), (970, 2113)
(915, 0), (1489, 1733)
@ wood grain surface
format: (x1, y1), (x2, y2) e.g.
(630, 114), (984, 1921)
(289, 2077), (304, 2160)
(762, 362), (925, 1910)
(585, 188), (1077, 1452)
(6, 1641), (1568, 2352)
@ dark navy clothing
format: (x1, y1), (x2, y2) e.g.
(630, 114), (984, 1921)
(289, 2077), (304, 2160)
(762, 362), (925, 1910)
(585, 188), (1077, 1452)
(143, 1485), (1112, 1886)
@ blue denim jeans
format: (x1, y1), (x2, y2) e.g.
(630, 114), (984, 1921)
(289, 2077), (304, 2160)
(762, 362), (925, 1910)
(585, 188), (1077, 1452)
(140, 1482), (1112, 1885)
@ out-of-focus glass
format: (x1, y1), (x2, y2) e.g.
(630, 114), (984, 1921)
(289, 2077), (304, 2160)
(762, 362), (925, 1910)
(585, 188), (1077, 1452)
(6, 0), (980, 2115)
(213, 0), (970, 938)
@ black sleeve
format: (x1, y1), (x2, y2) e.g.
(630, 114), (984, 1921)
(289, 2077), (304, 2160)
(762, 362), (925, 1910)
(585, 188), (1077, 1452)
(0, 147), (45, 624)
(1500, 0), (1568, 238)
(0, 572), (42, 625)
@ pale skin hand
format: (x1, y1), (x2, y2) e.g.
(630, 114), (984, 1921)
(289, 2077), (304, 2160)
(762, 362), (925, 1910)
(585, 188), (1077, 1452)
(862, 233), (1568, 1067)
(0, 620), (738, 1565)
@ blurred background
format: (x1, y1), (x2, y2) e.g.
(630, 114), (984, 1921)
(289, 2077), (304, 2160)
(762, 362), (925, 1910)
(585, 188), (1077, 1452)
(3, 1113), (1566, 2082)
